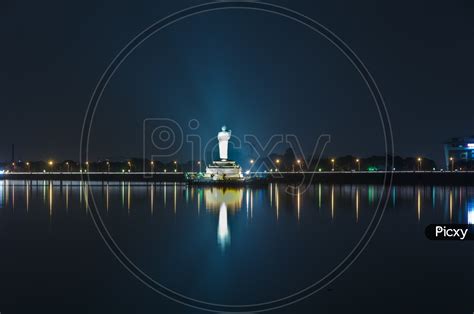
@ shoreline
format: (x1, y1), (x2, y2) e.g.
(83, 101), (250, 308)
(2, 171), (474, 186)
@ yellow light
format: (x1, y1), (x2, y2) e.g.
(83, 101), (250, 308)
(250, 159), (254, 164)
(173, 161), (177, 164)
(85, 161), (89, 165)
(417, 157), (421, 161)
(449, 157), (453, 161)
(150, 161), (154, 165)
(48, 161), (53, 166)
(331, 159), (335, 162)
(356, 159), (359, 162)
(276, 159), (280, 164)
(26, 162), (30, 166)
(297, 159), (301, 164)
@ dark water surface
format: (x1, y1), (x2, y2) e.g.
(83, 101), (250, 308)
(0, 180), (472, 313)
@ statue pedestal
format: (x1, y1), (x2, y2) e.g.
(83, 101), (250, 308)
(205, 160), (243, 181)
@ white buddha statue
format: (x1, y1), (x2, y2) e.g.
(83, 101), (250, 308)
(203, 126), (242, 181)
(217, 125), (231, 161)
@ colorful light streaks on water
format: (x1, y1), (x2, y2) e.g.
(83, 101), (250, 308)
(2, 182), (474, 233)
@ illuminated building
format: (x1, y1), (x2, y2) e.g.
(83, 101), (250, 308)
(444, 136), (474, 169)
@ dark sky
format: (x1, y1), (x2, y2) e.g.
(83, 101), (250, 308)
(1, 0), (473, 165)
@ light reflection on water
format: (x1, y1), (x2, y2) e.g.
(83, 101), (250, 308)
(1, 180), (474, 306)
(1, 180), (474, 244)
(2, 181), (474, 217)
(468, 201), (474, 225)
(217, 202), (230, 250)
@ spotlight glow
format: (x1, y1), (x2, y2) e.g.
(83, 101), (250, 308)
(468, 206), (474, 225)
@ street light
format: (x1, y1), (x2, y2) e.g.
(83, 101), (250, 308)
(449, 157), (454, 171)
(85, 161), (89, 172)
(296, 159), (301, 171)
(66, 161), (70, 173)
(150, 161), (155, 173)
(26, 162), (30, 172)
(48, 160), (54, 173)
(275, 159), (280, 171)
(417, 157), (422, 171)
(355, 158), (360, 171)
(127, 161), (132, 172)
(197, 160), (201, 173)
(106, 161), (110, 173)
(331, 158), (335, 171)
(11, 162), (15, 172)
(174, 160), (177, 172)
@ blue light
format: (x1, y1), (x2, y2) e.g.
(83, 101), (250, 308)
(469, 207), (474, 225)
(468, 199), (474, 224)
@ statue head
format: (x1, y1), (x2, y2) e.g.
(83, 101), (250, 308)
(221, 125), (227, 132)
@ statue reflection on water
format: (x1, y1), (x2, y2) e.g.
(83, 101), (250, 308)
(217, 203), (229, 250)
(204, 188), (243, 250)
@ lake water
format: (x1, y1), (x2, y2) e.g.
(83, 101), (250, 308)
(0, 180), (472, 313)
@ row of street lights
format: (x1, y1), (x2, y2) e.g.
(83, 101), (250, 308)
(248, 158), (359, 172)
(9, 160), (182, 173)
(7, 156), (463, 172)
(246, 157), (431, 172)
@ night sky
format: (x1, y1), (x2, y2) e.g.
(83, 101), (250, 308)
(1, 0), (473, 165)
